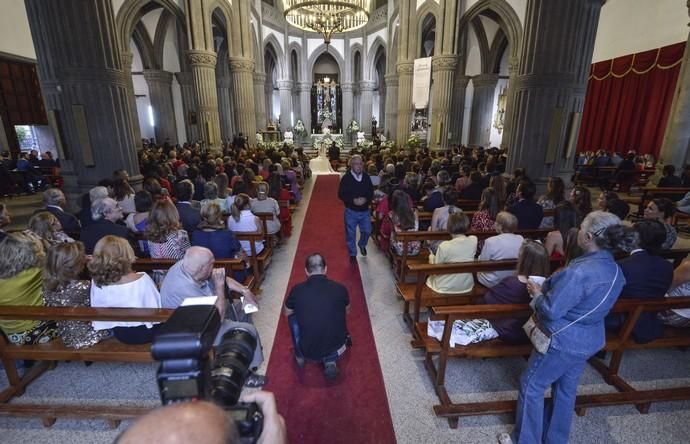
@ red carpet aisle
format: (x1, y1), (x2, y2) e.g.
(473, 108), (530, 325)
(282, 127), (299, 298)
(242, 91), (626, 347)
(264, 175), (396, 444)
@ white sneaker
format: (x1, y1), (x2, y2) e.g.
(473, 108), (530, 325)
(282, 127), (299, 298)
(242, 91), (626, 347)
(497, 432), (514, 444)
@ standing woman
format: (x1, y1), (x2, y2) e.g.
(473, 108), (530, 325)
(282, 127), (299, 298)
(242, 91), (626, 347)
(503, 211), (631, 444)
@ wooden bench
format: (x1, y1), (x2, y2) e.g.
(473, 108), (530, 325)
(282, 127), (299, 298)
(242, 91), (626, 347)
(635, 186), (690, 216)
(418, 296), (690, 428)
(392, 228), (553, 282)
(253, 211), (280, 245)
(0, 306), (173, 426)
(236, 232), (272, 285)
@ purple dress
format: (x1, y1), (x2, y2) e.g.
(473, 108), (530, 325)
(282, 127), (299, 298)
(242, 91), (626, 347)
(482, 276), (531, 344)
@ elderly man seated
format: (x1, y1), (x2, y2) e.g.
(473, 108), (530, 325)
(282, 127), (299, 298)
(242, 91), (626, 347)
(80, 197), (130, 254)
(34, 188), (81, 232)
(160, 246), (266, 387)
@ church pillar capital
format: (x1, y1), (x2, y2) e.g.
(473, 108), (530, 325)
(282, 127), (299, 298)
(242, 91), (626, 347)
(186, 50), (217, 68)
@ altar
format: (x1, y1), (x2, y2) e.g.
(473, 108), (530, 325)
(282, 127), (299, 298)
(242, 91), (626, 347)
(311, 133), (344, 149)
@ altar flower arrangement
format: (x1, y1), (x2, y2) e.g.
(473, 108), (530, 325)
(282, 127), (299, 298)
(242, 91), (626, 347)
(294, 119), (307, 138)
(346, 119), (360, 134)
(360, 139), (373, 151)
(406, 134), (421, 149)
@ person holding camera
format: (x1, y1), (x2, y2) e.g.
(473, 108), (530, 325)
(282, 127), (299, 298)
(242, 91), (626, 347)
(160, 246), (267, 387)
(284, 253), (350, 379)
(116, 390), (286, 444)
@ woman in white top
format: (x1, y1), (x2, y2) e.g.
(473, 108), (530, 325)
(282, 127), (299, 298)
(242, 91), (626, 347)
(113, 178), (136, 214)
(477, 212), (524, 288)
(250, 183), (281, 235)
(427, 212), (478, 294)
(228, 193), (264, 256)
(88, 235), (161, 344)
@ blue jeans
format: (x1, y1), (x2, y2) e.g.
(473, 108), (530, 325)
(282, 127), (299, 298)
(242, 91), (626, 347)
(288, 315), (347, 364)
(344, 207), (371, 257)
(512, 347), (588, 444)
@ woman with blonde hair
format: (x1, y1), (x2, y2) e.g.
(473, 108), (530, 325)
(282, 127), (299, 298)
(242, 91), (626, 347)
(228, 193), (264, 256)
(26, 211), (74, 251)
(0, 233), (57, 345)
(44, 242), (110, 348)
(146, 199), (190, 260)
(250, 182), (281, 235)
(88, 235), (161, 344)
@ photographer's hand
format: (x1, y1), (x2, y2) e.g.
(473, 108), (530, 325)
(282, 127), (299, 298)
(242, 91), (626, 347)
(240, 391), (286, 444)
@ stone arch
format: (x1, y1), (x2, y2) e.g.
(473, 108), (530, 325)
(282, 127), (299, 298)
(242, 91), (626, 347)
(470, 18), (491, 74)
(366, 36), (386, 81)
(252, 24), (264, 73)
(116, 0), (186, 54)
(307, 44), (346, 81)
(350, 43), (363, 83)
(132, 22), (156, 69)
(487, 28), (508, 74)
(416, 2), (440, 58)
(263, 34), (286, 79)
(209, 0), (235, 54)
(456, 0), (522, 60)
(288, 42), (301, 83)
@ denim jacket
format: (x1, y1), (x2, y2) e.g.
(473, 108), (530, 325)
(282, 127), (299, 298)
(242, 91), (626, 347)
(531, 250), (625, 357)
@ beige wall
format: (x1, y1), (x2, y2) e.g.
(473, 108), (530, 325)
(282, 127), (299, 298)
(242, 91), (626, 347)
(0, 0), (36, 60)
(592, 0), (688, 62)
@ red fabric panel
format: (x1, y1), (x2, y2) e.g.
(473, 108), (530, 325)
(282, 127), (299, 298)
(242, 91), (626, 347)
(577, 42), (686, 158)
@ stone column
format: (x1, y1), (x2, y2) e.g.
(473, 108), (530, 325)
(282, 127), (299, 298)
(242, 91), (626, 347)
(505, 0), (603, 184)
(396, 61), (414, 143)
(659, 4), (690, 167)
(359, 81), (376, 135)
(229, 57), (257, 144)
(500, 58), (520, 149)
(468, 74), (499, 148)
(186, 50), (221, 149)
(216, 76), (234, 143)
(144, 69), (177, 145)
(297, 81), (312, 139)
(450, 75), (470, 145)
(175, 71), (199, 142)
(430, 55), (458, 150)
(25, 0), (142, 204)
(341, 82), (354, 143)
(277, 80), (293, 130)
(253, 73), (267, 131)
(121, 52), (143, 151)
(384, 74), (398, 140)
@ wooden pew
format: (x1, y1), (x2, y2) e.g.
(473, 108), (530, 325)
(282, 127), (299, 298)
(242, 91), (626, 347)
(0, 306), (173, 426)
(418, 296), (690, 428)
(235, 232), (272, 285)
(392, 228), (552, 282)
(635, 186), (690, 216)
(253, 211), (279, 245)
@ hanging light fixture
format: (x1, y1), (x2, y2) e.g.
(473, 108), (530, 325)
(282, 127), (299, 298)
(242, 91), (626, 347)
(283, 1), (371, 46)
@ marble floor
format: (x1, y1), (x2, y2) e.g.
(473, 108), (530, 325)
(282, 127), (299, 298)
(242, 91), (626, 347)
(1, 179), (690, 443)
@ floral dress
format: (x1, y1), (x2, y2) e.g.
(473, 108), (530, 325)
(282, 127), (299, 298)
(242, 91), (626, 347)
(471, 209), (495, 232)
(391, 212), (421, 256)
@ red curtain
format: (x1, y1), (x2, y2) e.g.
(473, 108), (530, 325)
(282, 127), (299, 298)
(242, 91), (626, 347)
(577, 42), (686, 157)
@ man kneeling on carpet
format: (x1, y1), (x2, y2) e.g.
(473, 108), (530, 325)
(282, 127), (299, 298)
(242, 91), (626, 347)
(285, 253), (351, 379)
(160, 246), (267, 387)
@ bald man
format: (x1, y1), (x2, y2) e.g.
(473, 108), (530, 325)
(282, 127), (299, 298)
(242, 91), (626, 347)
(160, 246), (266, 383)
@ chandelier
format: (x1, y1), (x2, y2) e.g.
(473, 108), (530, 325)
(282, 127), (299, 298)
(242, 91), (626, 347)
(283, 1), (371, 45)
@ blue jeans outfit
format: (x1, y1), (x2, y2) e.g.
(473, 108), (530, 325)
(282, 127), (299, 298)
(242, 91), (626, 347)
(344, 207), (371, 257)
(512, 348), (587, 443)
(288, 315), (347, 364)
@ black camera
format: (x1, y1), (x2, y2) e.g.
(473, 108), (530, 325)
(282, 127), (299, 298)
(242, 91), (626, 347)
(151, 305), (263, 442)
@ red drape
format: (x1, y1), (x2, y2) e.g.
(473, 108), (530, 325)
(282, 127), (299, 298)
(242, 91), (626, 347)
(577, 42), (686, 157)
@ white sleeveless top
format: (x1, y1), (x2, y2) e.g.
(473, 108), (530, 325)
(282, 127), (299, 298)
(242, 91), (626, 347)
(228, 210), (265, 256)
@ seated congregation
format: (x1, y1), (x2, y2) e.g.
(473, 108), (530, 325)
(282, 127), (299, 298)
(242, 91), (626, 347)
(1, 142), (690, 442)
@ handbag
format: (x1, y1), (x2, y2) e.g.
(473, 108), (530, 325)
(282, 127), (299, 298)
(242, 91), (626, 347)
(523, 266), (619, 354)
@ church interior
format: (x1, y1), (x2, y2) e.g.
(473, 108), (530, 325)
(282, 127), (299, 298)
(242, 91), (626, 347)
(1, 0), (690, 442)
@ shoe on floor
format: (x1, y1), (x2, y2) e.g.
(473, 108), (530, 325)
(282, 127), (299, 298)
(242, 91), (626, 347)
(359, 245), (367, 256)
(497, 432), (514, 444)
(323, 361), (338, 380)
(293, 351), (305, 368)
(244, 373), (268, 388)
(349, 256), (357, 264)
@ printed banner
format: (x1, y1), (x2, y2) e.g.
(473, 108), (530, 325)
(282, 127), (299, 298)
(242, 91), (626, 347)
(412, 57), (432, 109)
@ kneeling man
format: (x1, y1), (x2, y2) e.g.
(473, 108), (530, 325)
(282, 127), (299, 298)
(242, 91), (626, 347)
(285, 253), (350, 379)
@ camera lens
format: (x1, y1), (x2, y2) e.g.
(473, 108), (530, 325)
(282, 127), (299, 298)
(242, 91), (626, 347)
(210, 328), (257, 406)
